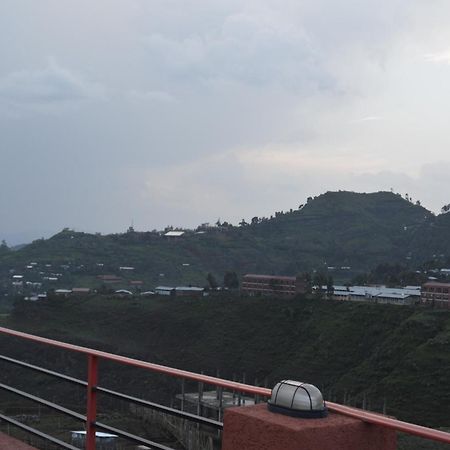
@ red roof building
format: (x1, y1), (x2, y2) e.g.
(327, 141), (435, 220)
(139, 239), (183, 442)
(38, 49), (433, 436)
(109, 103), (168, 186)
(421, 281), (450, 309)
(97, 275), (122, 284)
(241, 274), (306, 297)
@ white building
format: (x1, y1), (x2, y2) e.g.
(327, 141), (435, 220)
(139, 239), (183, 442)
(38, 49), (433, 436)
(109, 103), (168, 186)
(164, 231), (185, 237)
(331, 285), (420, 306)
(155, 286), (175, 296)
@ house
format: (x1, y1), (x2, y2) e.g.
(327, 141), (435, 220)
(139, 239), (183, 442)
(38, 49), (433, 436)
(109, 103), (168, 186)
(114, 289), (133, 296)
(175, 286), (204, 298)
(140, 291), (155, 296)
(155, 286), (175, 296)
(155, 286), (203, 297)
(70, 431), (117, 447)
(164, 231), (185, 238)
(72, 288), (91, 295)
(97, 275), (122, 284)
(55, 289), (72, 296)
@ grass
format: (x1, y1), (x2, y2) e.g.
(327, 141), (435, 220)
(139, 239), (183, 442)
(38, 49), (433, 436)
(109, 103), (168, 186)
(2, 294), (450, 429)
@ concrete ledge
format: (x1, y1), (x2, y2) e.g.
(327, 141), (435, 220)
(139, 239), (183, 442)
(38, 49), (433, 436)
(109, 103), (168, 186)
(0, 432), (38, 449)
(222, 403), (397, 450)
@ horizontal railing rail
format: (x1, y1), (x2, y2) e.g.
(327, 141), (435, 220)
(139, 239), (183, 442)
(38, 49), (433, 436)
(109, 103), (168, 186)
(0, 382), (178, 450)
(0, 354), (223, 429)
(0, 327), (262, 395)
(0, 413), (79, 450)
(0, 325), (450, 449)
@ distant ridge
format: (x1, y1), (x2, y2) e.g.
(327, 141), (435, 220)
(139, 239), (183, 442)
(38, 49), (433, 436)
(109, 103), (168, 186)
(0, 191), (448, 285)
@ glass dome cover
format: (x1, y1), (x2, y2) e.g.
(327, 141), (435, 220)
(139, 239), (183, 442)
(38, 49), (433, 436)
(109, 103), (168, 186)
(267, 380), (328, 418)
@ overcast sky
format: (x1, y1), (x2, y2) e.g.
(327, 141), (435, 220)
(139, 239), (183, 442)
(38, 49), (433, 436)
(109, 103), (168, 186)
(2, 0), (450, 244)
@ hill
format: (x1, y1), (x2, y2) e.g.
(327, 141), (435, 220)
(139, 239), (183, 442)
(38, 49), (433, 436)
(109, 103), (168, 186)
(2, 294), (450, 429)
(0, 190), (444, 290)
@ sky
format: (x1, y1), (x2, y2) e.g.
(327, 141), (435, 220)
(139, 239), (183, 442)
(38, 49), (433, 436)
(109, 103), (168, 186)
(2, 0), (450, 244)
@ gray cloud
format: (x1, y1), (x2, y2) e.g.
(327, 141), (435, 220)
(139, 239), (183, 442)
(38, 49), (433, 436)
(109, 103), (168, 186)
(0, 60), (105, 116)
(141, 11), (331, 91)
(1, 0), (450, 243)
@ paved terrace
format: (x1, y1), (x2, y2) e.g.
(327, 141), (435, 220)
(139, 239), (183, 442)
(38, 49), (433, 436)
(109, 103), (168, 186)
(0, 432), (37, 449)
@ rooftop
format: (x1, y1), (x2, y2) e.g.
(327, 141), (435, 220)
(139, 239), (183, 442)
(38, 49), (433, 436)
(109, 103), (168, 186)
(244, 274), (296, 281)
(164, 231), (185, 237)
(423, 281), (450, 287)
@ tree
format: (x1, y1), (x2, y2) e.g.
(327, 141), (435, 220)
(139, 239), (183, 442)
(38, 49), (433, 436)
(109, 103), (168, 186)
(326, 276), (334, 298)
(251, 216), (259, 225)
(0, 240), (9, 255)
(313, 272), (328, 296)
(313, 271), (328, 288)
(207, 273), (218, 289)
(223, 271), (239, 289)
(299, 273), (312, 294)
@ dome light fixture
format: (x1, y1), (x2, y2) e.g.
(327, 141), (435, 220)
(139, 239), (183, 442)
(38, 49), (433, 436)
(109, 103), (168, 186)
(267, 380), (328, 419)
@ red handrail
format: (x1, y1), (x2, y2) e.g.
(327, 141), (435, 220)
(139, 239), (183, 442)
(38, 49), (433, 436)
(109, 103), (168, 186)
(0, 326), (264, 395)
(0, 326), (449, 446)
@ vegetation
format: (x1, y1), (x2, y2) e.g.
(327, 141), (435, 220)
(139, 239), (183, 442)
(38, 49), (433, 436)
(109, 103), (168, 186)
(1, 190), (450, 448)
(2, 294), (450, 430)
(352, 263), (428, 286)
(1, 190), (447, 290)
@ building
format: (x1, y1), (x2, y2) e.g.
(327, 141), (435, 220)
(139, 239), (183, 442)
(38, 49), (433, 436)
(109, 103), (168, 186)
(155, 286), (175, 296)
(164, 231), (185, 238)
(70, 431), (117, 448)
(241, 274), (306, 297)
(140, 290), (155, 296)
(175, 286), (204, 298)
(421, 281), (450, 309)
(332, 285), (420, 306)
(97, 275), (122, 284)
(114, 289), (133, 296)
(154, 286), (204, 297)
(71, 288), (91, 295)
(54, 289), (72, 297)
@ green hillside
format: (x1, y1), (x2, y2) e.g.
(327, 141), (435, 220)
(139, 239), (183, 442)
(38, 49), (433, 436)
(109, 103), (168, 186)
(2, 294), (450, 430)
(0, 191), (443, 290)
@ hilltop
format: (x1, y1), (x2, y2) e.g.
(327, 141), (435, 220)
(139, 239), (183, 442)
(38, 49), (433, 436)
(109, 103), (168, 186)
(0, 190), (445, 289)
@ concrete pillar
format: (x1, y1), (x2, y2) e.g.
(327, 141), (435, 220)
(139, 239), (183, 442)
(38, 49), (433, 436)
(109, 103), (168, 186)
(222, 404), (397, 450)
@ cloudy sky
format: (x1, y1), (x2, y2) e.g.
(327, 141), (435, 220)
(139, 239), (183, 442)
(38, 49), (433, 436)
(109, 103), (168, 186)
(2, 0), (450, 244)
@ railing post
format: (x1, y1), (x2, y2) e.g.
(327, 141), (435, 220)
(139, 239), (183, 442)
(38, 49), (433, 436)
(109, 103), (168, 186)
(86, 355), (98, 450)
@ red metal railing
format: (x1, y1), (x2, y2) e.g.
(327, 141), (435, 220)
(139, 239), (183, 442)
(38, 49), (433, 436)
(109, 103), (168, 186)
(0, 325), (450, 448)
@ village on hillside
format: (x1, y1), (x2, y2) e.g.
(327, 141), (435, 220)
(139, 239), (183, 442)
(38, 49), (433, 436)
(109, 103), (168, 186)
(2, 257), (450, 309)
